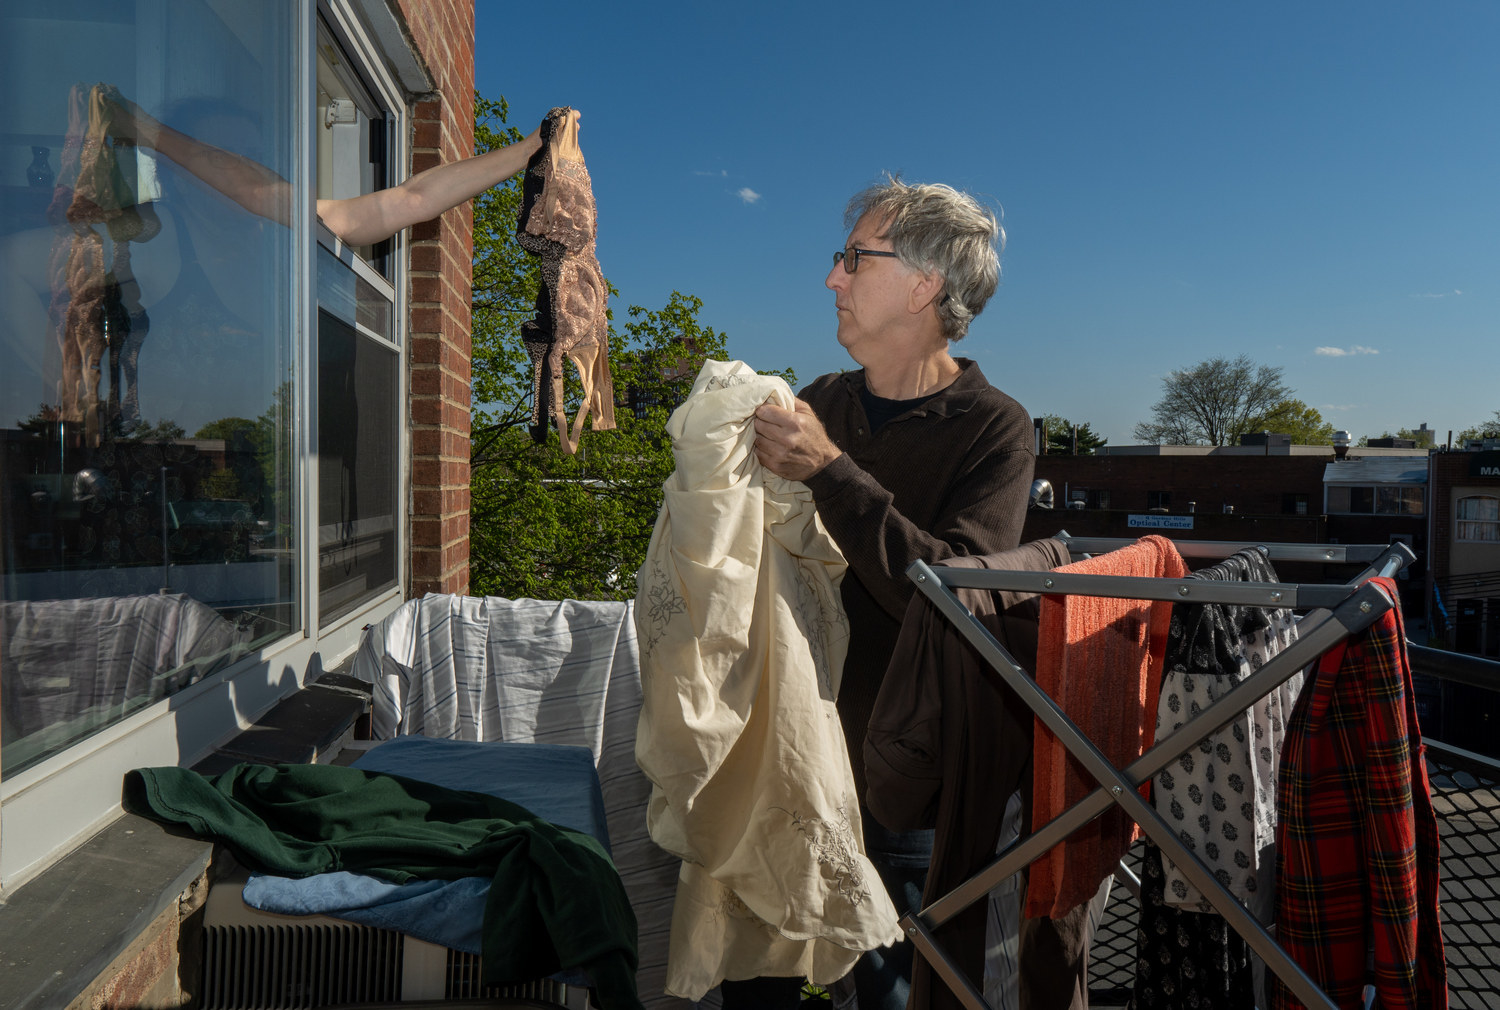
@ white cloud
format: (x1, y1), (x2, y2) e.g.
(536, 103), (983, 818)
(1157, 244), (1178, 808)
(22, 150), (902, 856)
(1315, 345), (1380, 357)
(736, 187), (761, 204)
(1412, 289), (1462, 298)
(692, 169), (729, 177)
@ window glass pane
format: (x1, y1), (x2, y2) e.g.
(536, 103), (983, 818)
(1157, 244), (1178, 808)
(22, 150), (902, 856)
(316, 24), (390, 275)
(1458, 495), (1500, 542)
(1326, 486), (1351, 513)
(1350, 486), (1375, 513)
(1376, 486), (1402, 515)
(1402, 486), (1425, 515)
(0, 1), (298, 777)
(318, 308), (397, 622)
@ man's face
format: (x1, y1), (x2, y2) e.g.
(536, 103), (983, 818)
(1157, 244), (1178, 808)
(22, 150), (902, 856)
(825, 214), (914, 362)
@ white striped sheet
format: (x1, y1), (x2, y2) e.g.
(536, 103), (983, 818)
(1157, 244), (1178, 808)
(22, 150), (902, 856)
(352, 594), (706, 1008)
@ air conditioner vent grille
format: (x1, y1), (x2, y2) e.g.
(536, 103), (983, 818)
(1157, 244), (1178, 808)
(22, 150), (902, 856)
(202, 923), (403, 1009)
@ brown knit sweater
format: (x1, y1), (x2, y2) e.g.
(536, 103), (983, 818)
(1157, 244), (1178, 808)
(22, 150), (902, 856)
(799, 358), (1035, 798)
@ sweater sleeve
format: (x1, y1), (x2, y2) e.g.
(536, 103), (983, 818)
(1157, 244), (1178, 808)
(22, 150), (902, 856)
(803, 410), (1035, 623)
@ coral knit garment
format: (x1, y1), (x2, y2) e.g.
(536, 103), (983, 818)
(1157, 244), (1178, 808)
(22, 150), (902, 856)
(1027, 534), (1188, 919)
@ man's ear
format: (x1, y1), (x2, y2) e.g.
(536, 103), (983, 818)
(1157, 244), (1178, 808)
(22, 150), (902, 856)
(908, 270), (946, 314)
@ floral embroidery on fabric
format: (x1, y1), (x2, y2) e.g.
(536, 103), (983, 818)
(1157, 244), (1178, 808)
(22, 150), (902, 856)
(790, 563), (847, 700)
(641, 561), (685, 657)
(703, 372), (752, 392)
(714, 882), (782, 938)
(772, 805), (871, 906)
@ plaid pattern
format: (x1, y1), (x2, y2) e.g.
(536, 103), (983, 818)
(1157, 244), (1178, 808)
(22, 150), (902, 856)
(1272, 578), (1446, 1010)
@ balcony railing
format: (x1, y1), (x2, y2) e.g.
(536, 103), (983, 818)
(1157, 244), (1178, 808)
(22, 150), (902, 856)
(1087, 643), (1500, 1009)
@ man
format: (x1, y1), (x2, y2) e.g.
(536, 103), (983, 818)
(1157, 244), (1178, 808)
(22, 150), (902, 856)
(746, 177), (1035, 1010)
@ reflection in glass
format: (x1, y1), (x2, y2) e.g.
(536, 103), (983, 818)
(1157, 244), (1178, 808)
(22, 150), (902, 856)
(318, 307), (398, 622)
(0, 2), (298, 776)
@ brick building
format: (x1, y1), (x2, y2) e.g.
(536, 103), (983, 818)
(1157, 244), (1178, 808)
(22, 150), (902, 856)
(1025, 444), (1430, 602)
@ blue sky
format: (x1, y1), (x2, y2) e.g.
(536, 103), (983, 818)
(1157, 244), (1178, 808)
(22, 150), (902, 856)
(475, 1), (1497, 447)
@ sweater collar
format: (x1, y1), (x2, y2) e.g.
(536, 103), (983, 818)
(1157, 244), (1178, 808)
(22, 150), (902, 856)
(839, 357), (988, 419)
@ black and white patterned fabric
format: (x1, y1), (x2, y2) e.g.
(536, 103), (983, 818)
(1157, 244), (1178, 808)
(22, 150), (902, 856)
(1151, 548), (1300, 917)
(1133, 842), (1255, 1009)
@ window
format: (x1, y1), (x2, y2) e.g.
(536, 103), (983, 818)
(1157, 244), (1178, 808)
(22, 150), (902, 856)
(1147, 490), (1171, 510)
(1325, 484), (1425, 516)
(1, 1), (413, 892)
(1, 1), (300, 780)
(1086, 489), (1112, 510)
(317, 249), (399, 622)
(316, 18), (394, 274)
(1457, 495), (1500, 542)
(1283, 493), (1310, 516)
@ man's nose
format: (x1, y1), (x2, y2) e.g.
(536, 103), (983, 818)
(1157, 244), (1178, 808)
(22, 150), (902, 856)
(825, 261), (847, 291)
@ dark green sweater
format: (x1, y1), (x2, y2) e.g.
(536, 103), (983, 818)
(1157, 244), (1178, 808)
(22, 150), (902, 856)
(124, 762), (642, 1010)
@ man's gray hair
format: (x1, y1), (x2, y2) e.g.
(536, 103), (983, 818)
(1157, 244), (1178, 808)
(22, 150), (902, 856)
(845, 176), (1004, 341)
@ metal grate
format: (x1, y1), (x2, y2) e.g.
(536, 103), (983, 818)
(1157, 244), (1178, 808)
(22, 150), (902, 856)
(202, 924), (403, 1009)
(443, 948), (570, 1003)
(1086, 751), (1500, 1008)
(1427, 748), (1500, 1009)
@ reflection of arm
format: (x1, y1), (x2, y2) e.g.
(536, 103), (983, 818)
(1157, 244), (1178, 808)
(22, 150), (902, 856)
(134, 117), (293, 227)
(801, 383), (1035, 622)
(318, 125), (543, 245)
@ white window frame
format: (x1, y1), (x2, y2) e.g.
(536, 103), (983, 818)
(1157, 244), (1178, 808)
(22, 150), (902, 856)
(1, 0), (412, 893)
(1457, 494), (1500, 543)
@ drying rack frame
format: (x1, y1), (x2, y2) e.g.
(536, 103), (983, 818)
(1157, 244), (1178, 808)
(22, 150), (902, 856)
(899, 536), (1417, 1010)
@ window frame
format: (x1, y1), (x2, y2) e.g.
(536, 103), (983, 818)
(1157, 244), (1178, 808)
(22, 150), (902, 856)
(1456, 494), (1500, 544)
(1324, 483), (1426, 517)
(0, 0), (412, 893)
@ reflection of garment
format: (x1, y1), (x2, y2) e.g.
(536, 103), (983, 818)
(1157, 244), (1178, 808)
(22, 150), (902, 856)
(1027, 535), (1188, 919)
(47, 83), (156, 443)
(865, 540), (1104, 1010)
(1272, 578), (1445, 1010)
(0, 594), (249, 736)
(634, 360), (900, 1000)
(1153, 549), (1300, 915)
(516, 106), (615, 453)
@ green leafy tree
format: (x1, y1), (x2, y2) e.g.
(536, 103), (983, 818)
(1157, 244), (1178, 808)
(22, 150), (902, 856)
(1456, 411), (1500, 445)
(1357, 427), (1438, 449)
(467, 95), (793, 601)
(1133, 355), (1291, 446)
(1038, 414), (1107, 455)
(1243, 398), (1336, 445)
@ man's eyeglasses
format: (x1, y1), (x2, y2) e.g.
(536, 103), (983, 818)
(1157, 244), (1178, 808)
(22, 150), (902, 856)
(833, 246), (899, 274)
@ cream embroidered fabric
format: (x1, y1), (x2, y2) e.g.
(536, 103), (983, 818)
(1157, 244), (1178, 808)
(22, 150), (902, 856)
(634, 359), (901, 1000)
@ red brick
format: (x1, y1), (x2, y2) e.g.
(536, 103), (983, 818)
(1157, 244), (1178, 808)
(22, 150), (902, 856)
(410, 243), (441, 272)
(412, 117), (442, 151)
(410, 274), (443, 304)
(410, 307), (444, 335)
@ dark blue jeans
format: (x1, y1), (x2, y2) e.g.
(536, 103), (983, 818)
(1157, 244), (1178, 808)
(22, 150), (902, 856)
(851, 806), (934, 1010)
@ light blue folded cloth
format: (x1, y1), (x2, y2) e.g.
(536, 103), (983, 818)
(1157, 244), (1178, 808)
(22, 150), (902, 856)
(243, 736), (609, 963)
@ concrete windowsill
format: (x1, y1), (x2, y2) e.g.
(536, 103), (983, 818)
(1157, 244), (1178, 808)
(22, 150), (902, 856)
(0, 671), (371, 1010)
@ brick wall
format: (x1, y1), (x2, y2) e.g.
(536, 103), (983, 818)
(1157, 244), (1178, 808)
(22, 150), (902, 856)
(397, 0), (476, 597)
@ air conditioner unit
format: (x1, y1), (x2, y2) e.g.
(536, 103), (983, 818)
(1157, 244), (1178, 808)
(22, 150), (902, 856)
(200, 869), (586, 1009)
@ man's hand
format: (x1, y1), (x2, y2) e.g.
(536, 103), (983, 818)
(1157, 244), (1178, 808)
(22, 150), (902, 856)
(753, 399), (841, 481)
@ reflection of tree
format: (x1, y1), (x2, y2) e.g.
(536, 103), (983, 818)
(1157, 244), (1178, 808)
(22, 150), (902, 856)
(15, 403), (181, 440)
(193, 380), (291, 535)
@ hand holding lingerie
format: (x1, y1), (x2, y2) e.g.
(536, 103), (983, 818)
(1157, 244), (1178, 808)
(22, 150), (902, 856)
(515, 107), (615, 453)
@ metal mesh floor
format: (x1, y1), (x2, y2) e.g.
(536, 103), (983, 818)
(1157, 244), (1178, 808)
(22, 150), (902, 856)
(1084, 753), (1500, 1008)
